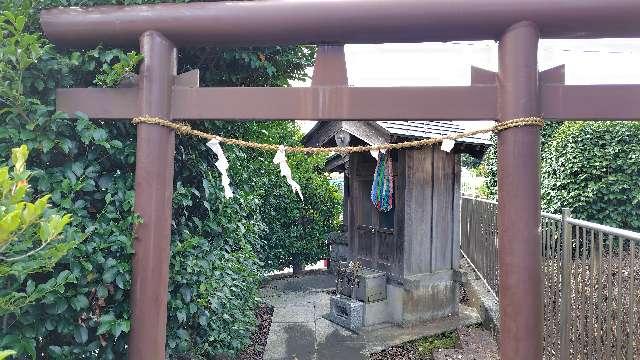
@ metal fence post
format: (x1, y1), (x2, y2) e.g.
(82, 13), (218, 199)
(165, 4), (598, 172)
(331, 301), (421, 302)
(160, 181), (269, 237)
(560, 208), (572, 360)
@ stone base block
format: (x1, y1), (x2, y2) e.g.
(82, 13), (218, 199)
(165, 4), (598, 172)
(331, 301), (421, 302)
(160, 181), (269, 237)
(339, 268), (387, 303)
(329, 270), (460, 331)
(388, 270), (459, 325)
(363, 299), (391, 327)
(327, 295), (364, 332)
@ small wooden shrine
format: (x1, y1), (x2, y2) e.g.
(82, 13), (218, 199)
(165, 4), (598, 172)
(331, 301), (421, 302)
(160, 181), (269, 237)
(303, 45), (490, 327)
(305, 120), (489, 326)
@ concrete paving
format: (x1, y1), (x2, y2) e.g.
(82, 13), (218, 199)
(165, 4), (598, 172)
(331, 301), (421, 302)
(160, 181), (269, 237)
(261, 271), (481, 360)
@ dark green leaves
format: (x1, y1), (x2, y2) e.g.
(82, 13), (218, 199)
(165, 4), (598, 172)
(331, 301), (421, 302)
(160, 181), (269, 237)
(69, 294), (89, 311)
(541, 121), (640, 231)
(94, 50), (143, 88)
(73, 326), (88, 344)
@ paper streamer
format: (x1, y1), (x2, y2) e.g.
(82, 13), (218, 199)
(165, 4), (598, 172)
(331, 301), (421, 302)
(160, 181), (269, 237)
(273, 145), (303, 200)
(370, 148), (386, 159)
(441, 139), (456, 152)
(207, 139), (234, 198)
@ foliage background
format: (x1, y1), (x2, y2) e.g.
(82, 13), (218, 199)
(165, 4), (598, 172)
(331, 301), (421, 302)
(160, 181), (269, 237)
(476, 121), (640, 231)
(541, 121), (640, 231)
(0, 0), (341, 358)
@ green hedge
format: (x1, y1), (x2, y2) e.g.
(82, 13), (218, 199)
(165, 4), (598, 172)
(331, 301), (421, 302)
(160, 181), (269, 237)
(0, 1), (340, 358)
(478, 121), (639, 231)
(541, 121), (640, 231)
(258, 150), (342, 272)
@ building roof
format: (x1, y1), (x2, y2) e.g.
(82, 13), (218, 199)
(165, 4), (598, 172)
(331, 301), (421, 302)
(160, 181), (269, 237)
(302, 120), (492, 149)
(375, 121), (492, 145)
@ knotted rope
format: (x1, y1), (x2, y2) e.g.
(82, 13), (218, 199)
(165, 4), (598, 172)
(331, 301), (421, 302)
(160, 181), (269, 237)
(131, 116), (544, 154)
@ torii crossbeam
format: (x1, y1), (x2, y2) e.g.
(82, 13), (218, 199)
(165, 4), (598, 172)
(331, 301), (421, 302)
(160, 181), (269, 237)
(40, 1), (640, 359)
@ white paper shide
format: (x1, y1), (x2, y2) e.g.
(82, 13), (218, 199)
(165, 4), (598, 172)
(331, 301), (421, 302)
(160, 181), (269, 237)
(441, 139), (456, 152)
(206, 139), (234, 198)
(273, 145), (303, 200)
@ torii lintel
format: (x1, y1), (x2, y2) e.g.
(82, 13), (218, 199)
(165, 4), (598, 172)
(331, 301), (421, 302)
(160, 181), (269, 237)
(58, 80), (640, 121)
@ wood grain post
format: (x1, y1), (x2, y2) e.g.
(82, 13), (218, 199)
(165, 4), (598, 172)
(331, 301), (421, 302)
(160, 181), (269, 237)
(129, 31), (177, 360)
(497, 21), (543, 360)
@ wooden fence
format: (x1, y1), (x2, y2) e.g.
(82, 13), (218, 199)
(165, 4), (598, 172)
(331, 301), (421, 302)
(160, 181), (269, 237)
(461, 196), (640, 360)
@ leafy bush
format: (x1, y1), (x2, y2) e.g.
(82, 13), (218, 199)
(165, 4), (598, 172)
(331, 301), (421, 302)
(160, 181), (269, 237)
(1, 8), (142, 357)
(168, 231), (262, 357)
(0, 145), (78, 358)
(0, 350), (16, 359)
(475, 135), (497, 200)
(257, 142), (342, 272)
(460, 154), (482, 170)
(1, 1), (337, 359)
(0, 145), (76, 314)
(541, 121), (640, 231)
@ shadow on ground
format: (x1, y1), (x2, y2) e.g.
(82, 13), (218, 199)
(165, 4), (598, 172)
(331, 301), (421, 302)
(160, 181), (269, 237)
(283, 324), (316, 360)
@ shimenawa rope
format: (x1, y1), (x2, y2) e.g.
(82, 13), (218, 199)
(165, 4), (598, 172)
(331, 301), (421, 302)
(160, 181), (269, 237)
(131, 116), (544, 154)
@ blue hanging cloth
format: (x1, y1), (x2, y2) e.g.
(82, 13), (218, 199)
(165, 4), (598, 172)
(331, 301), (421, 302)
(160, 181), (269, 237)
(370, 151), (394, 212)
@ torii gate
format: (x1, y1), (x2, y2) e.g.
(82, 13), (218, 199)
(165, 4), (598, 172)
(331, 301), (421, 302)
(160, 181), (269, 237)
(40, 1), (640, 359)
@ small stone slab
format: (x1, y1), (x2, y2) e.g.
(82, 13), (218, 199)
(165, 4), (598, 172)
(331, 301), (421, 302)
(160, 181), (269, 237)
(327, 295), (364, 332)
(338, 268), (387, 303)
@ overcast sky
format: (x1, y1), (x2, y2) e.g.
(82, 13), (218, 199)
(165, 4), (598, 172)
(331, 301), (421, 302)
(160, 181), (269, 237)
(295, 39), (640, 133)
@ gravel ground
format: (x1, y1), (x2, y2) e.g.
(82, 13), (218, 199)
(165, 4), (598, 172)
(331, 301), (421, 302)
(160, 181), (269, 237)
(433, 327), (499, 360)
(368, 341), (425, 360)
(369, 327), (498, 360)
(236, 304), (274, 360)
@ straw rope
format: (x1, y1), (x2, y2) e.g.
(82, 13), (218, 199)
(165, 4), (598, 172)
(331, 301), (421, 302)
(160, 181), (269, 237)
(131, 116), (544, 154)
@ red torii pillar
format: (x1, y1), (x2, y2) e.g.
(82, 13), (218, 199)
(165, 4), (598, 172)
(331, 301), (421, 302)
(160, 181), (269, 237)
(498, 22), (543, 358)
(129, 31), (177, 360)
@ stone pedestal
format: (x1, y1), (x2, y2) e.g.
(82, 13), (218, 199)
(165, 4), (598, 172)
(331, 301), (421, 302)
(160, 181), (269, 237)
(328, 268), (459, 331)
(330, 268), (391, 332)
